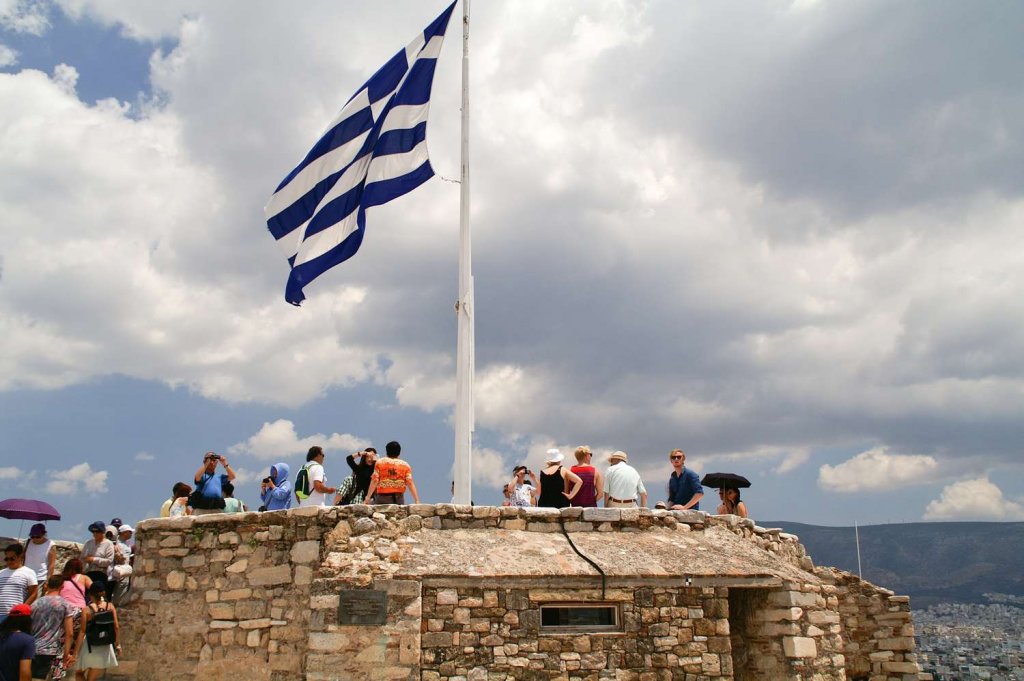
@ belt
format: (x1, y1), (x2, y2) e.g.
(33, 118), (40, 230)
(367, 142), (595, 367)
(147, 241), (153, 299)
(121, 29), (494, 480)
(608, 496), (635, 504)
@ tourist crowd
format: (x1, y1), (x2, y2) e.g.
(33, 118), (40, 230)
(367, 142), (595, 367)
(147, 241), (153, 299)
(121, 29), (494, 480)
(0, 519), (132, 679)
(158, 440), (420, 518)
(154, 441), (748, 518)
(503, 447), (748, 518)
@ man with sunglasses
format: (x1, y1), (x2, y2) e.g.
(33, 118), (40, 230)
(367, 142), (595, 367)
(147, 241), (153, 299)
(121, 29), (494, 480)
(0, 544), (38, 621)
(666, 449), (703, 511)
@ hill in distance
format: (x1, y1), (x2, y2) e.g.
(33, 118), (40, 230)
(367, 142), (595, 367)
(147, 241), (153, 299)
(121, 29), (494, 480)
(761, 520), (1024, 609)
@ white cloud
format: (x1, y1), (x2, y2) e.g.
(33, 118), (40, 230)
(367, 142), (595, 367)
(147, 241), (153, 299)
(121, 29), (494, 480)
(470, 447), (512, 491)
(0, 0), (49, 35)
(924, 477), (1024, 521)
(46, 462), (108, 495)
(227, 419), (369, 461)
(134, 452), (155, 462)
(818, 447), (941, 493)
(776, 449), (811, 474)
(0, 466), (22, 479)
(0, 43), (17, 67)
(226, 466), (260, 487)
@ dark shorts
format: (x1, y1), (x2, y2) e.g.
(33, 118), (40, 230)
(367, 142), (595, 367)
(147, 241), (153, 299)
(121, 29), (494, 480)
(31, 653), (55, 679)
(373, 493), (405, 505)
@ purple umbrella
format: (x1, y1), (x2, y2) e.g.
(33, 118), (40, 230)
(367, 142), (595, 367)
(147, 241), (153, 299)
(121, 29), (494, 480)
(0, 498), (61, 521)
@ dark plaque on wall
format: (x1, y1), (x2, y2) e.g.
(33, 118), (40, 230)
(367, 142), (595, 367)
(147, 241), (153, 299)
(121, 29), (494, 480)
(338, 589), (388, 625)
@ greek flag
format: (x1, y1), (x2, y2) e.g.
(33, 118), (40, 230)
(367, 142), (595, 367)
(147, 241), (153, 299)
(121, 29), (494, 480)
(265, 2), (456, 305)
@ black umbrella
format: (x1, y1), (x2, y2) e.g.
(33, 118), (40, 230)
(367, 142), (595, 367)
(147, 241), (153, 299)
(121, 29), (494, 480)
(700, 472), (751, 489)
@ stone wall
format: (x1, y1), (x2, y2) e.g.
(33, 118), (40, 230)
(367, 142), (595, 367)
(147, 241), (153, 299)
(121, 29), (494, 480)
(121, 505), (923, 681)
(816, 567), (921, 681)
(728, 581), (845, 680)
(122, 508), (326, 680)
(419, 584), (733, 680)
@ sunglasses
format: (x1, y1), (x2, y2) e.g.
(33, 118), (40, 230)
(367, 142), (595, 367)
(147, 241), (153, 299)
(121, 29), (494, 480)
(670, 456), (683, 461)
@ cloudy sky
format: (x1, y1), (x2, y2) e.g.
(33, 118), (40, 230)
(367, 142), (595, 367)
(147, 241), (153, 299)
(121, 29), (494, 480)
(2, 0), (1023, 541)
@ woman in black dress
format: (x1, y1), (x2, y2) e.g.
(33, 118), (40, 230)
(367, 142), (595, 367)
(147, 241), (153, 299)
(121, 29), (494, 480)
(537, 449), (583, 508)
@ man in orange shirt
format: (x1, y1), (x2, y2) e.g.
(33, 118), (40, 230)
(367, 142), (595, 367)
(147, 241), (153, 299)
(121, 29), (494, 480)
(366, 441), (420, 505)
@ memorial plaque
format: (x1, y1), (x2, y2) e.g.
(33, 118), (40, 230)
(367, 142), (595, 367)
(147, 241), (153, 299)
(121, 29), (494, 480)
(338, 589), (388, 625)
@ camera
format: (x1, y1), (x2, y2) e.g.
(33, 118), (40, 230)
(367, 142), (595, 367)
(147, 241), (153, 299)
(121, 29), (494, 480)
(262, 477), (272, 484)
(210, 454), (220, 460)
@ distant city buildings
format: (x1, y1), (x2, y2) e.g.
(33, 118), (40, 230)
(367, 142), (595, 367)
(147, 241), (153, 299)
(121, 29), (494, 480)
(917, 595), (1024, 680)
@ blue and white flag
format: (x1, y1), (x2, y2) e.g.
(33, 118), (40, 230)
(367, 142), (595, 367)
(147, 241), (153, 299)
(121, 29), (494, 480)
(265, 2), (456, 305)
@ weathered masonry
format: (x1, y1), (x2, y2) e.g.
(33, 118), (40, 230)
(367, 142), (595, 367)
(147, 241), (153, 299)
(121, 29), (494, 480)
(118, 505), (924, 680)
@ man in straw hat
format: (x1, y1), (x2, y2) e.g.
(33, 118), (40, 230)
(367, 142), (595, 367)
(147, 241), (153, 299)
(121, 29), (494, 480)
(602, 451), (647, 508)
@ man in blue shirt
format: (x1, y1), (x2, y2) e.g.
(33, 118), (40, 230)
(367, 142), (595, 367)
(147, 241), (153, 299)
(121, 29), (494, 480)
(666, 449), (703, 511)
(192, 451), (236, 514)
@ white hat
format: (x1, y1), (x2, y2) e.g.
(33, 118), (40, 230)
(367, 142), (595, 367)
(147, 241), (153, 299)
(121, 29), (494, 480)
(608, 450), (629, 463)
(545, 448), (564, 464)
(118, 524), (134, 534)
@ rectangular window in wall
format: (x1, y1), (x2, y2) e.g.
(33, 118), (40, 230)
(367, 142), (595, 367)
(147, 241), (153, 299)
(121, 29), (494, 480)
(539, 604), (620, 631)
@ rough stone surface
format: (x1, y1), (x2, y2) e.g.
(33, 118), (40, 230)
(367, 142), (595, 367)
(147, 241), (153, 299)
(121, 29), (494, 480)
(119, 504), (922, 681)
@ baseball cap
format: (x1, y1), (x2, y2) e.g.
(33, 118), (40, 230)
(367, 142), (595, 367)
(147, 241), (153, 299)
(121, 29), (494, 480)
(9, 603), (31, 617)
(110, 518), (123, 528)
(29, 523), (46, 538)
(88, 521), (106, 533)
(118, 524), (134, 534)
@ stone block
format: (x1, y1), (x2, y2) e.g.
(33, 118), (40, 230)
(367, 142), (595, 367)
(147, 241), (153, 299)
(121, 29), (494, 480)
(670, 510), (705, 524)
(294, 565), (313, 585)
(221, 588), (253, 600)
(782, 636), (817, 658)
(522, 507), (561, 519)
(290, 540), (321, 564)
(883, 661), (921, 673)
(239, 618), (272, 630)
(236, 600), (267, 619)
(582, 508), (621, 522)
(769, 590), (820, 608)
(208, 603), (235, 619)
(166, 571), (186, 590)
(878, 636), (915, 651)
(225, 559), (248, 573)
(408, 504), (436, 517)
(620, 508), (640, 522)
(308, 632), (349, 651)
(248, 565), (291, 587)
(759, 607), (803, 622)
(436, 589), (459, 605)
(182, 554), (206, 569)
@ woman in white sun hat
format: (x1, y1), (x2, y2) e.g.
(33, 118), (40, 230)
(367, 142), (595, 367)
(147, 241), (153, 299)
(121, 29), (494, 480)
(537, 449), (583, 509)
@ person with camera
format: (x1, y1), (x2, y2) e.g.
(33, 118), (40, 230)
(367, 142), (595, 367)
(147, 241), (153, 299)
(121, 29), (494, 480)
(191, 452), (235, 515)
(507, 465), (538, 507)
(259, 462), (292, 511)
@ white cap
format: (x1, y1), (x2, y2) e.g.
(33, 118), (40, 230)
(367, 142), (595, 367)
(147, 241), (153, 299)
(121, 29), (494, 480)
(118, 524), (134, 534)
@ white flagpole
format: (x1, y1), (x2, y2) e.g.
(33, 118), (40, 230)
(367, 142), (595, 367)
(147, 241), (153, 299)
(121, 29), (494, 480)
(453, 0), (474, 505)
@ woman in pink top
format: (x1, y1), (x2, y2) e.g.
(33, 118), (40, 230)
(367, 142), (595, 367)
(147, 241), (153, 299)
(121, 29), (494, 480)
(59, 558), (92, 644)
(569, 446), (603, 508)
